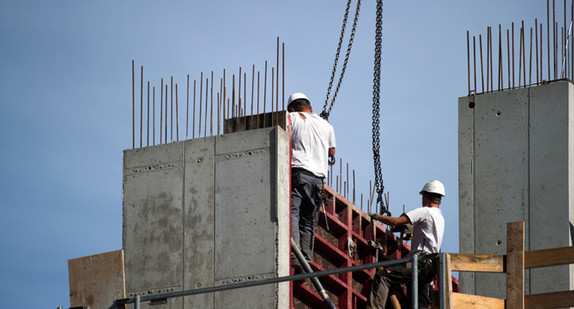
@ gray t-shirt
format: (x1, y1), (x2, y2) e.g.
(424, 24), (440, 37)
(405, 207), (445, 256)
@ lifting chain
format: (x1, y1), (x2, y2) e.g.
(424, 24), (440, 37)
(372, 0), (390, 216)
(321, 0), (361, 121)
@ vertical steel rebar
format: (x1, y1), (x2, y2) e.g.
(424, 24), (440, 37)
(160, 79), (163, 144)
(223, 69), (226, 123)
(467, 31), (471, 95)
(251, 65), (255, 130)
(282, 42), (286, 127)
(257, 71), (261, 129)
(519, 25), (523, 87)
(238, 67), (242, 117)
(353, 170), (356, 204)
(541, 24), (545, 82)
(480, 35), (485, 92)
(546, 0), (554, 81)
(199, 73), (203, 137)
(147, 81), (150, 147)
(263, 61), (267, 126)
(554, 0), (557, 79)
(204, 77), (208, 137)
(530, 28), (534, 85)
(153, 86), (155, 146)
(171, 77), (173, 142)
(232, 74), (235, 118)
(486, 27), (490, 92)
(176, 84), (179, 142)
(217, 88), (221, 136)
(140, 66), (143, 148)
(219, 78), (223, 135)
(132, 60), (135, 149)
(211, 72), (214, 136)
(193, 80), (196, 139)
(536, 19), (540, 84)
(523, 21), (526, 86)
(243, 72), (247, 131)
(165, 84), (168, 143)
(507, 29), (511, 89)
(499, 25), (503, 91)
(186, 75), (189, 139)
(512, 22), (516, 88)
(556, 22), (560, 79)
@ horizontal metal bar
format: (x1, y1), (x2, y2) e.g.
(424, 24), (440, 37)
(116, 254), (439, 305)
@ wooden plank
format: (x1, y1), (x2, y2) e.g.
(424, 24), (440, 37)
(68, 250), (126, 309)
(449, 253), (505, 273)
(525, 246), (574, 269)
(451, 293), (505, 308)
(525, 290), (574, 308)
(506, 221), (525, 309)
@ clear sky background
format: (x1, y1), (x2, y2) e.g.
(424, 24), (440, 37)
(0, 1), (546, 308)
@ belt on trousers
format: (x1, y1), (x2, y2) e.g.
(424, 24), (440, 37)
(292, 168), (324, 180)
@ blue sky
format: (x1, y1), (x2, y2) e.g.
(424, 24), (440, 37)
(0, 1), (545, 308)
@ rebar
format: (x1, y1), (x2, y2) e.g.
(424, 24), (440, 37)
(176, 84), (179, 142)
(140, 66), (143, 148)
(132, 60), (135, 149)
(153, 86), (155, 146)
(160, 79), (163, 144)
(199, 73), (203, 137)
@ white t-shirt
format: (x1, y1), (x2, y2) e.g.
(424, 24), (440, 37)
(290, 112), (336, 178)
(405, 207), (445, 256)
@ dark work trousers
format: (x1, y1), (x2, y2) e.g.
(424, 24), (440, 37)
(367, 259), (436, 309)
(291, 169), (323, 264)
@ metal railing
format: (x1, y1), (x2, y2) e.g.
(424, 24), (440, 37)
(114, 253), (444, 309)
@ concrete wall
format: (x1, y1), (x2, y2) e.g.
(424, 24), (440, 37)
(122, 127), (290, 308)
(459, 81), (574, 298)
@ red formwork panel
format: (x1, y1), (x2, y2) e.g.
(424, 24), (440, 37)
(292, 184), (411, 309)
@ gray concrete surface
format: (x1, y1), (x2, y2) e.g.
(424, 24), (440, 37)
(458, 80), (574, 298)
(123, 127), (290, 308)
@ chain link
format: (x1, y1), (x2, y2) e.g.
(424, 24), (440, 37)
(372, 0), (388, 215)
(321, 0), (361, 120)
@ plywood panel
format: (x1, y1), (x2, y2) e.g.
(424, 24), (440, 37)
(68, 250), (125, 309)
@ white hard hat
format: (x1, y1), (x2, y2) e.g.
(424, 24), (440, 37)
(419, 180), (445, 197)
(287, 92), (310, 107)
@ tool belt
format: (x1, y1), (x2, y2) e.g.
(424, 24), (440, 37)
(292, 168), (324, 186)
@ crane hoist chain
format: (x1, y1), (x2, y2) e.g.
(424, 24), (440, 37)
(372, 0), (390, 216)
(321, 0), (361, 121)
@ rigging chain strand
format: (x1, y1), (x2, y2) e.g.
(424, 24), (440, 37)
(372, 0), (388, 215)
(322, 0), (361, 120)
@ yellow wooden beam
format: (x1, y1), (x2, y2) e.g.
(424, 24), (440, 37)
(448, 253), (505, 273)
(451, 293), (505, 309)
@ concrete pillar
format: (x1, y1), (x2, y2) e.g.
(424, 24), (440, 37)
(122, 127), (290, 308)
(458, 80), (574, 298)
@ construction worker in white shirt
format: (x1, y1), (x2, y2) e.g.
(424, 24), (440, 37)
(288, 92), (336, 273)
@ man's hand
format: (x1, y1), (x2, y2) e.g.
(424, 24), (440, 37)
(369, 213), (410, 226)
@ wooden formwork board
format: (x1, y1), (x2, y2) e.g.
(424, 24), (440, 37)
(68, 250), (125, 309)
